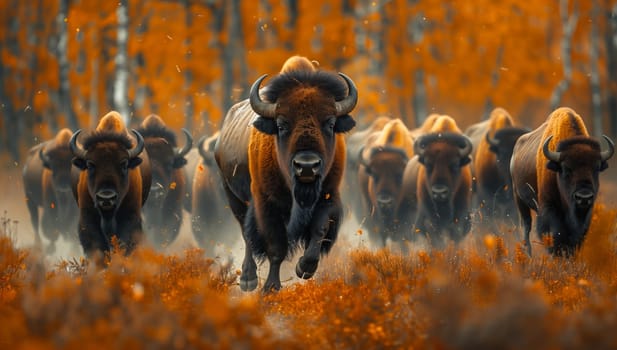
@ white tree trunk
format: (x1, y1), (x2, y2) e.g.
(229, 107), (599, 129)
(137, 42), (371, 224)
(590, 1), (602, 137)
(113, 0), (130, 125)
(550, 0), (578, 110)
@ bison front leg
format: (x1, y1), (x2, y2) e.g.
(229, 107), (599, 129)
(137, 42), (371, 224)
(296, 201), (341, 280)
(240, 204), (259, 292)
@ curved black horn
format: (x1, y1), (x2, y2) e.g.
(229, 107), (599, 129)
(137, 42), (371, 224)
(197, 135), (208, 160)
(176, 128), (193, 157)
(485, 131), (499, 148)
(69, 130), (87, 159)
(38, 146), (51, 166)
(459, 135), (473, 157)
(601, 134), (615, 162)
(127, 129), (145, 159)
(335, 73), (358, 116)
(414, 135), (427, 157)
(357, 145), (370, 168)
(542, 136), (561, 162)
(249, 74), (277, 118)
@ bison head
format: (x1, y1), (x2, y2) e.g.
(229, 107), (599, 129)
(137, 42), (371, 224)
(142, 129), (192, 202)
(485, 127), (530, 193)
(543, 135), (614, 211)
(70, 129), (145, 222)
(40, 144), (73, 194)
(359, 145), (409, 215)
(415, 132), (472, 203)
(249, 71), (357, 208)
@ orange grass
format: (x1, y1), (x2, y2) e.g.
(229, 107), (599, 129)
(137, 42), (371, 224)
(1, 205), (617, 348)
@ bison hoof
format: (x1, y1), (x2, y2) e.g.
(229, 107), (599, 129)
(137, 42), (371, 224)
(239, 277), (258, 292)
(295, 257), (318, 279)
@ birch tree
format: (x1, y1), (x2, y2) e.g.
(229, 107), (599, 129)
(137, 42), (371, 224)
(57, 0), (79, 130)
(550, 0), (578, 110)
(113, 0), (130, 124)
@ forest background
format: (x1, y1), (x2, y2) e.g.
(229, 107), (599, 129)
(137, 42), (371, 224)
(1, 0), (617, 162)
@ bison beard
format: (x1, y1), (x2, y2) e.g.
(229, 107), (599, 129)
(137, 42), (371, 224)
(288, 178), (322, 241)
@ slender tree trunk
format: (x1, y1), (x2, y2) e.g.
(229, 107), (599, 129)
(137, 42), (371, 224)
(413, 69), (427, 127)
(184, 0), (194, 131)
(57, 0), (79, 130)
(550, 0), (578, 110)
(590, 1), (602, 137)
(221, 0), (247, 112)
(605, 2), (617, 138)
(0, 44), (19, 161)
(113, 0), (130, 124)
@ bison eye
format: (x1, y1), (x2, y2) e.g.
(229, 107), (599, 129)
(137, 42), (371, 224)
(323, 117), (336, 130)
(276, 120), (289, 134)
(86, 160), (96, 171)
(120, 159), (129, 173)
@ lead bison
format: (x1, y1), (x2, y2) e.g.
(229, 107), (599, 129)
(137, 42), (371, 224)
(215, 56), (358, 292)
(464, 107), (529, 228)
(22, 128), (79, 252)
(510, 107), (614, 256)
(136, 114), (192, 248)
(405, 115), (473, 247)
(70, 111), (152, 259)
(357, 118), (416, 249)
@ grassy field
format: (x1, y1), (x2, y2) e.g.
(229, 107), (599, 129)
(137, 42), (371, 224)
(1, 199), (617, 349)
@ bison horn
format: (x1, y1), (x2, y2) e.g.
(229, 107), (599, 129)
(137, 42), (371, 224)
(459, 136), (473, 157)
(335, 73), (358, 116)
(69, 130), (87, 159)
(357, 145), (370, 168)
(542, 136), (561, 162)
(127, 129), (145, 159)
(414, 136), (427, 157)
(176, 128), (193, 157)
(249, 74), (277, 118)
(601, 135), (615, 162)
(485, 131), (499, 147)
(38, 146), (51, 166)
(197, 135), (208, 160)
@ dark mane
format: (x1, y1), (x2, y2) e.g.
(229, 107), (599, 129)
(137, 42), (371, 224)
(82, 131), (134, 151)
(418, 132), (469, 148)
(557, 136), (601, 152)
(263, 70), (348, 103)
(493, 127), (530, 141)
(135, 124), (177, 147)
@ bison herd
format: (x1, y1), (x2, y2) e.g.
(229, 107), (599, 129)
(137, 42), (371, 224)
(21, 56), (615, 292)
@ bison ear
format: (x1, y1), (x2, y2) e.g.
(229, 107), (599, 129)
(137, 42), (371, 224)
(72, 157), (87, 170)
(128, 157), (142, 169)
(460, 156), (472, 167)
(334, 115), (356, 133)
(173, 157), (188, 169)
(252, 117), (277, 135)
(546, 160), (561, 172)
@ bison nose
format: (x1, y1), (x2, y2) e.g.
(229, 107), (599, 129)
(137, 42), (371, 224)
(95, 189), (118, 210)
(376, 193), (394, 207)
(573, 189), (594, 208)
(431, 184), (450, 201)
(150, 182), (166, 199)
(293, 152), (322, 182)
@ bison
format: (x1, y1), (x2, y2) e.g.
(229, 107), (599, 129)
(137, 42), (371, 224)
(357, 118), (416, 249)
(344, 116), (391, 222)
(191, 132), (238, 255)
(405, 115), (473, 247)
(215, 56), (357, 292)
(510, 107), (614, 256)
(70, 111), (152, 259)
(136, 114), (192, 248)
(22, 128), (79, 253)
(464, 108), (529, 228)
